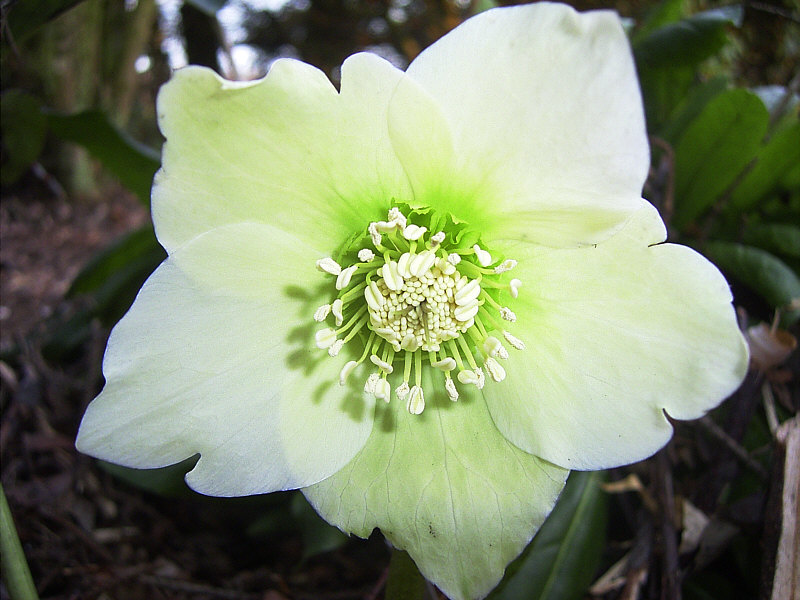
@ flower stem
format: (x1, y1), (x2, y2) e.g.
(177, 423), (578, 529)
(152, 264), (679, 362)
(0, 483), (39, 600)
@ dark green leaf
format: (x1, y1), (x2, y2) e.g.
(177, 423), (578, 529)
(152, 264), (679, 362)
(386, 550), (427, 600)
(632, 0), (684, 43)
(489, 471), (608, 600)
(0, 90), (48, 185)
(46, 110), (160, 204)
(705, 241), (800, 325)
(727, 120), (800, 212)
(673, 89), (769, 228)
(639, 66), (695, 131)
(4, 0), (85, 43)
(658, 77), (729, 142)
(742, 224), (800, 259)
(633, 6), (742, 70)
(290, 494), (347, 560)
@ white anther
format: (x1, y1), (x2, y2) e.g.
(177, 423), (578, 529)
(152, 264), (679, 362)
(484, 357), (506, 382)
(313, 304), (331, 322)
(403, 224), (427, 241)
(388, 207), (407, 229)
(407, 386), (425, 414)
(494, 259), (517, 274)
(454, 279), (481, 305)
(369, 223), (383, 247)
(331, 298), (344, 326)
(358, 249), (375, 262)
(339, 360), (358, 386)
(436, 257), (456, 275)
(457, 370), (479, 385)
(431, 232), (445, 246)
(365, 282), (384, 311)
(335, 264), (358, 290)
(447, 253), (461, 266)
(445, 378), (459, 401)
(509, 278), (522, 298)
(503, 331), (526, 350)
(475, 367), (485, 389)
(328, 339), (344, 357)
(381, 261), (404, 291)
(483, 336), (508, 359)
(369, 354), (394, 374)
(364, 372), (380, 394)
(473, 244), (492, 267)
(375, 220), (397, 233)
(400, 333), (418, 351)
(315, 328), (337, 349)
(316, 257), (342, 275)
(454, 302), (479, 322)
(409, 251), (436, 277)
(396, 381), (410, 401)
(374, 378), (391, 402)
(500, 307), (517, 322)
(397, 252), (413, 278)
(431, 357), (457, 372)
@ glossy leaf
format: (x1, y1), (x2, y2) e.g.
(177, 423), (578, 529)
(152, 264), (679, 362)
(658, 77), (729, 142)
(741, 224), (800, 259)
(705, 242), (800, 325)
(289, 494), (347, 560)
(47, 110), (160, 204)
(673, 89), (769, 228)
(0, 90), (47, 185)
(489, 471), (608, 600)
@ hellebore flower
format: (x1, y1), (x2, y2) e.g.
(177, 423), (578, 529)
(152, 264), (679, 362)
(76, 3), (749, 599)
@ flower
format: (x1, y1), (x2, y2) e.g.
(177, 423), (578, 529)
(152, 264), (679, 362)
(76, 3), (749, 599)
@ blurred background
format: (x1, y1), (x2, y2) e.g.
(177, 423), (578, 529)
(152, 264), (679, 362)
(1, 1), (798, 599)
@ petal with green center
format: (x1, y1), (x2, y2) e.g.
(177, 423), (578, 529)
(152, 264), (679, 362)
(153, 53), (413, 254)
(403, 3), (649, 247)
(303, 370), (568, 600)
(76, 222), (374, 495)
(483, 203), (749, 470)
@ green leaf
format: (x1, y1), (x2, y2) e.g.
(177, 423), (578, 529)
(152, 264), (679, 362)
(673, 89), (769, 228)
(303, 368), (569, 600)
(386, 550), (428, 600)
(705, 241), (800, 325)
(631, 0), (684, 43)
(726, 119), (800, 212)
(0, 90), (48, 185)
(46, 110), (160, 204)
(741, 224), (800, 259)
(290, 494), (347, 560)
(4, 0), (84, 43)
(658, 77), (729, 142)
(633, 6), (742, 70)
(489, 471), (608, 600)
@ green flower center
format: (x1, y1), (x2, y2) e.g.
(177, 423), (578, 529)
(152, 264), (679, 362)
(313, 207), (525, 414)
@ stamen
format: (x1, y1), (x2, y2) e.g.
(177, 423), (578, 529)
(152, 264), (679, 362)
(388, 207), (407, 229)
(313, 304), (331, 322)
(472, 244), (492, 267)
(364, 372), (380, 394)
(358, 249), (375, 262)
(503, 330), (526, 350)
(336, 264), (359, 290)
(331, 298), (344, 326)
(396, 381), (410, 401)
(370, 354), (394, 373)
(315, 328), (337, 349)
(445, 377), (459, 401)
(316, 257), (342, 275)
(509, 278), (522, 298)
(328, 339), (345, 357)
(431, 357), (456, 371)
(407, 386), (425, 414)
(447, 253), (461, 266)
(484, 357), (506, 382)
(494, 259), (517, 274)
(339, 360), (358, 385)
(374, 378), (391, 402)
(403, 224), (427, 241)
(500, 307), (517, 322)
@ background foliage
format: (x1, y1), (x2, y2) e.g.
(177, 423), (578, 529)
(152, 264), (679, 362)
(1, 0), (797, 599)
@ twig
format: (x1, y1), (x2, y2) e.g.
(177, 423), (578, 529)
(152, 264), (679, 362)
(698, 416), (769, 480)
(653, 450), (680, 600)
(140, 574), (260, 599)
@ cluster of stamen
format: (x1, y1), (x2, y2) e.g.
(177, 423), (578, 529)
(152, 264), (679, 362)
(312, 207), (525, 415)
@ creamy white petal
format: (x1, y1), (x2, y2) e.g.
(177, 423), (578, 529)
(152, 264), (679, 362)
(76, 223), (374, 495)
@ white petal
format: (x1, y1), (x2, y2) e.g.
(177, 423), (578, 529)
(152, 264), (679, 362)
(484, 203), (749, 470)
(76, 222), (374, 495)
(404, 3), (649, 246)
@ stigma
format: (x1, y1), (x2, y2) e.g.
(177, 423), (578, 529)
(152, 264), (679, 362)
(312, 207), (524, 414)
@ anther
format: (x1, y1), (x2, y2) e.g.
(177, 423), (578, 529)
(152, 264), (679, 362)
(381, 261), (404, 291)
(339, 360), (358, 385)
(315, 328), (337, 349)
(457, 370), (480, 386)
(445, 378), (459, 401)
(447, 253), (461, 266)
(454, 279), (481, 305)
(331, 298), (344, 326)
(509, 278), (522, 298)
(473, 244), (492, 267)
(358, 249), (375, 262)
(483, 336), (508, 359)
(370, 354), (394, 373)
(328, 339), (345, 357)
(364, 372), (380, 394)
(484, 357), (506, 382)
(403, 224), (427, 240)
(396, 381), (410, 401)
(374, 378), (391, 402)
(388, 207), (407, 229)
(316, 257), (342, 275)
(475, 367), (486, 389)
(494, 259), (517, 274)
(431, 231), (445, 247)
(454, 303), (479, 322)
(336, 265), (358, 290)
(407, 386), (425, 414)
(502, 330), (526, 350)
(431, 357), (456, 371)
(500, 307), (517, 322)
(313, 304), (331, 322)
